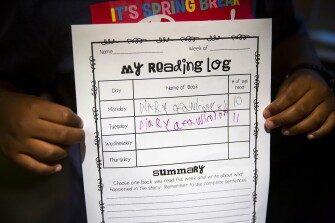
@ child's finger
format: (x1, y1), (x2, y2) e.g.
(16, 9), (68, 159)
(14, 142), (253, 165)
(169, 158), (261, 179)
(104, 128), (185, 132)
(280, 101), (331, 135)
(264, 84), (308, 118)
(23, 138), (69, 162)
(307, 112), (335, 139)
(14, 153), (62, 175)
(35, 100), (83, 128)
(31, 120), (84, 145)
(265, 92), (321, 130)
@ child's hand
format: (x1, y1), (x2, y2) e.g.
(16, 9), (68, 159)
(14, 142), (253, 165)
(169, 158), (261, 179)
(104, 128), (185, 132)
(263, 69), (335, 139)
(0, 90), (84, 175)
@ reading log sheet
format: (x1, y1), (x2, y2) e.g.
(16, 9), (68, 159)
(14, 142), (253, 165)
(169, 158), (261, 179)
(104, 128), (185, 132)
(72, 19), (271, 223)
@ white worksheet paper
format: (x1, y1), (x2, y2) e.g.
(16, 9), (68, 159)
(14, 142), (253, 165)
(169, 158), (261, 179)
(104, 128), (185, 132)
(72, 19), (271, 223)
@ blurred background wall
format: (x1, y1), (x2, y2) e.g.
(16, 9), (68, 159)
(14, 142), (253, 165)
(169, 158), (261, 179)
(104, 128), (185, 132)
(294, 0), (335, 72)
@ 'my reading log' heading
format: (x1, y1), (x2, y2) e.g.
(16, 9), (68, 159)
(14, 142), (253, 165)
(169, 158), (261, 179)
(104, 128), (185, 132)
(121, 58), (232, 76)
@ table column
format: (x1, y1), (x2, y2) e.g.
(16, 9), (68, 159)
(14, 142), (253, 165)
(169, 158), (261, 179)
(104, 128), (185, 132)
(132, 76), (230, 166)
(98, 80), (137, 168)
(228, 74), (251, 159)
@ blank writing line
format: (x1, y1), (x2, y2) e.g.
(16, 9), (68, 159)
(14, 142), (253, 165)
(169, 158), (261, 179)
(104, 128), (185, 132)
(109, 207), (250, 219)
(108, 213), (250, 222)
(137, 219), (250, 223)
(109, 194), (250, 206)
(107, 188), (251, 200)
(107, 200), (250, 212)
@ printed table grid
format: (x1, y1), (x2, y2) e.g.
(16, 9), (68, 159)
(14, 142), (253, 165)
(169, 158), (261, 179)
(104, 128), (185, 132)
(98, 75), (251, 168)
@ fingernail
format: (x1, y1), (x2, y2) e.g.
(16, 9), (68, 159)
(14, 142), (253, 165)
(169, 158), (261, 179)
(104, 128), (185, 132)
(307, 134), (315, 140)
(263, 110), (271, 118)
(55, 164), (62, 173)
(79, 119), (84, 128)
(265, 120), (275, 129)
(282, 128), (289, 135)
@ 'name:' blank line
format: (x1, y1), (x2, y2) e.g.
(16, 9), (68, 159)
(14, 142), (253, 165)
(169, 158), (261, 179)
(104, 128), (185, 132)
(114, 51), (163, 55)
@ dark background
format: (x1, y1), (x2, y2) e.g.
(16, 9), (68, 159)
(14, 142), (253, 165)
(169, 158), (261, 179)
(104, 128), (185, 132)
(294, 0), (335, 72)
(265, 2), (335, 222)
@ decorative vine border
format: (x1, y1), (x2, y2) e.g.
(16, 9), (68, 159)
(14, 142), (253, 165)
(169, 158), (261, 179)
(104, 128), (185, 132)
(89, 34), (260, 223)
